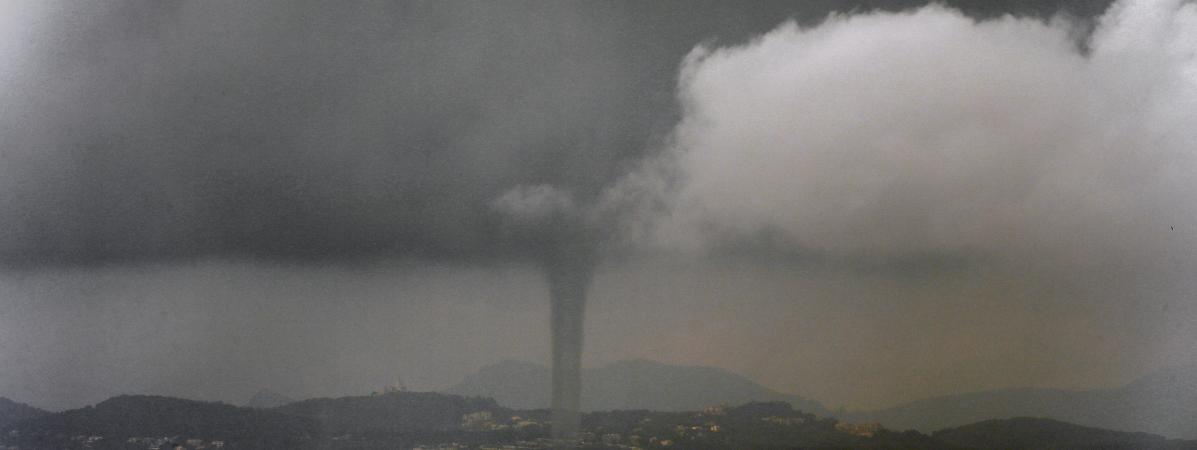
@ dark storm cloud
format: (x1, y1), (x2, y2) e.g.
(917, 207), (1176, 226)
(0, 0), (1111, 268)
(1, 1), (623, 265)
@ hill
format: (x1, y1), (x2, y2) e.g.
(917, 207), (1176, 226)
(244, 389), (295, 409)
(933, 417), (1197, 450)
(582, 401), (957, 450)
(0, 397), (48, 429)
(275, 391), (507, 435)
(848, 363), (1197, 439)
(445, 360), (551, 410)
(1, 392), (509, 449)
(3, 395), (316, 449)
(444, 359), (829, 415)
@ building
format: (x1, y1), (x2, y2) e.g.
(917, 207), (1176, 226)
(835, 421), (883, 438)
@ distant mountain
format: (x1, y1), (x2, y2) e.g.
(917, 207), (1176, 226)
(848, 363), (1197, 439)
(1115, 363), (1197, 438)
(447, 360), (551, 410)
(2, 392), (506, 449)
(275, 391), (508, 435)
(244, 388), (295, 408)
(0, 397), (47, 429)
(444, 359), (829, 415)
(4, 395), (316, 449)
(934, 417), (1197, 450)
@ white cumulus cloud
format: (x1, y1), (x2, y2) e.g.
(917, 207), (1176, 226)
(618, 0), (1197, 277)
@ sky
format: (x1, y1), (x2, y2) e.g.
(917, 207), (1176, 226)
(2, 0), (1196, 412)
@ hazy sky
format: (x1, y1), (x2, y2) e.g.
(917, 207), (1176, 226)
(3, 0), (1196, 412)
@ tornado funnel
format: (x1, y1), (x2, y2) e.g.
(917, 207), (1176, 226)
(491, 184), (599, 440)
(543, 238), (595, 440)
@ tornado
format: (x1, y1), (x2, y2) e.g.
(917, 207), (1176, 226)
(543, 237), (596, 440)
(491, 184), (600, 440)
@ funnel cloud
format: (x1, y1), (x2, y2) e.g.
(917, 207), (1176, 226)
(494, 184), (598, 437)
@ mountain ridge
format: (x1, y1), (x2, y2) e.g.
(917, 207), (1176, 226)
(243, 388), (296, 409)
(934, 417), (1197, 450)
(0, 397), (48, 429)
(444, 359), (830, 415)
(4, 391), (1193, 449)
(449, 359), (1197, 439)
(848, 363), (1197, 439)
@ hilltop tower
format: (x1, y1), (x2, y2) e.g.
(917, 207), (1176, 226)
(383, 373), (408, 394)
